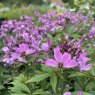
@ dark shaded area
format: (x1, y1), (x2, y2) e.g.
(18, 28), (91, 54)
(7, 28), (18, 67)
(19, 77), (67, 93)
(0, 17), (5, 27)
(0, 0), (44, 6)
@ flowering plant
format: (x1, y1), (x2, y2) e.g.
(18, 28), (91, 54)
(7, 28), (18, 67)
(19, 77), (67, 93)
(0, 12), (95, 95)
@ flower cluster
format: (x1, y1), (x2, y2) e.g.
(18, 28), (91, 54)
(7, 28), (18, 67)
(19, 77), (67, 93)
(63, 91), (82, 95)
(45, 46), (92, 71)
(0, 12), (94, 72)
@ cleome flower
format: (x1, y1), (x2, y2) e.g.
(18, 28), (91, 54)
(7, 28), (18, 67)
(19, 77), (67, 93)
(63, 91), (83, 95)
(41, 39), (52, 52)
(63, 92), (71, 95)
(78, 52), (92, 71)
(14, 43), (36, 55)
(45, 47), (77, 68)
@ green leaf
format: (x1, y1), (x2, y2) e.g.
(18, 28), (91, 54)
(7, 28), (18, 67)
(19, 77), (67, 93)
(69, 72), (86, 77)
(47, 34), (53, 39)
(41, 64), (53, 73)
(85, 82), (94, 91)
(90, 67), (95, 76)
(0, 85), (4, 90)
(14, 74), (28, 83)
(72, 91), (93, 95)
(26, 73), (50, 83)
(74, 82), (81, 90)
(71, 34), (81, 40)
(11, 82), (31, 94)
(32, 89), (47, 95)
(11, 93), (28, 95)
(50, 74), (57, 92)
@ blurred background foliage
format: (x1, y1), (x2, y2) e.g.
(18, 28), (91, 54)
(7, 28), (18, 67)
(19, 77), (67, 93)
(69, 0), (95, 17)
(0, 0), (95, 19)
(0, 0), (49, 19)
(0, 6), (49, 19)
(0, 0), (44, 6)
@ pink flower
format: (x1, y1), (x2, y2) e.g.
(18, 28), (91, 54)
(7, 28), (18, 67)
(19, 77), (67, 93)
(42, 43), (49, 52)
(78, 52), (92, 71)
(63, 91), (83, 95)
(21, 33), (30, 42)
(42, 39), (52, 52)
(78, 61), (92, 71)
(45, 47), (77, 68)
(2, 46), (9, 53)
(10, 53), (26, 63)
(63, 92), (71, 95)
(3, 52), (26, 64)
(15, 43), (29, 53)
(3, 57), (12, 64)
(15, 43), (35, 55)
(30, 37), (41, 51)
(79, 52), (90, 62)
(77, 91), (83, 95)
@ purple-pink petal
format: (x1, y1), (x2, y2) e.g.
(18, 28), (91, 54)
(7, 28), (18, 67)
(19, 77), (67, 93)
(2, 46), (9, 53)
(45, 59), (58, 67)
(77, 91), (83, 95)
(63, 92), (72, 95)
(26, 49), (36, 54)
(80, 64), (92, 71)
(47, 39), (52, 47)
(15, 43), (29, 53)
(79, 52), (91, 62)
(61, 52), (71, 64)
(54, 47), (62, 63)
(63, 60), (77, 68)
(41, 43), (49, 52)
(18, 57), (27, 63)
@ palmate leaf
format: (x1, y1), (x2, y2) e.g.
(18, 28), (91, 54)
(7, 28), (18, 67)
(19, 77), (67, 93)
(26, 73), (50, 83)
(50, 74), (57, 93)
